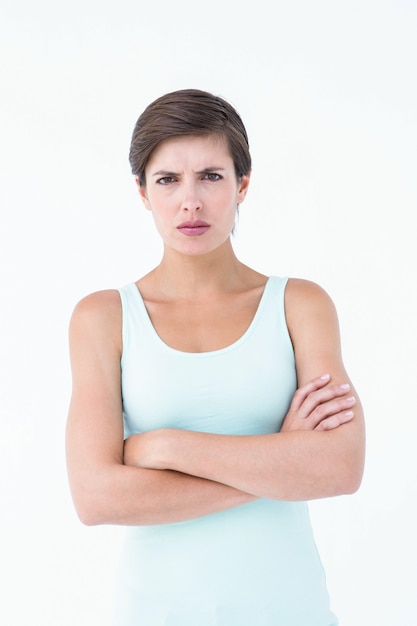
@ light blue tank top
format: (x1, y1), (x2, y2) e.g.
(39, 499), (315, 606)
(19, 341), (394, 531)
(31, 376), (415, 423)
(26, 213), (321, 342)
(114, 276), (338, 625)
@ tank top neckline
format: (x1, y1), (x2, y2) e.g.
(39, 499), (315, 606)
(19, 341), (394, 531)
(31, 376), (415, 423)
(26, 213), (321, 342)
(127, 276), (279, 358)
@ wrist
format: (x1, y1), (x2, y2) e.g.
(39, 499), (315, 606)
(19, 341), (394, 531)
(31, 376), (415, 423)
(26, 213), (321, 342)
(157, 428), (190, 471)
(145, 428), (176, 470)
(152, 428), (168, 470)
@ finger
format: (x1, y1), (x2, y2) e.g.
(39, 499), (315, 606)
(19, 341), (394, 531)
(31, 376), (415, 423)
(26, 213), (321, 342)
(298, 384), (353, 420)
(305, 395), (356, 429)
(314, 410), (354, 431)
(290, 374), (332, 411)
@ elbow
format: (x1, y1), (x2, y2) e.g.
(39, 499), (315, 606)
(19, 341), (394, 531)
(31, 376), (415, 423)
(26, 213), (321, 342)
(339, 473), (362, 496)
(334, 431), (366, 496)
(77, 507), (104, 527)
(70, 481), (114, 526)
(72, 496), (107, 526)
(337, 458), (365, 496)
(68, 463), (125, 526)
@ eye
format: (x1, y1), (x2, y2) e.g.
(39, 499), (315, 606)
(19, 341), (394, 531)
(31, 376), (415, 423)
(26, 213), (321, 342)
(156, 176), (177, 185)
(203, 172), (222, 181)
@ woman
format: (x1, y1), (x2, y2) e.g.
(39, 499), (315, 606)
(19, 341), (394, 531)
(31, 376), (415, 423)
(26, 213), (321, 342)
(66, 89), (365, 625)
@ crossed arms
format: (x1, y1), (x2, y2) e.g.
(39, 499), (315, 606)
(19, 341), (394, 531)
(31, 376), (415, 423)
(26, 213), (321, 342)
(65, 279), (365, 526)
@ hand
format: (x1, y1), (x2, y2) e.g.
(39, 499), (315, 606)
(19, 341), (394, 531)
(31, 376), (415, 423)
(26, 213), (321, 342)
(281, 374), (356, 432)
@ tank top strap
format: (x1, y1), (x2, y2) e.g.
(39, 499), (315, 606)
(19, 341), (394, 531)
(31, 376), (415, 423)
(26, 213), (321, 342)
(257, 276), (288, 324)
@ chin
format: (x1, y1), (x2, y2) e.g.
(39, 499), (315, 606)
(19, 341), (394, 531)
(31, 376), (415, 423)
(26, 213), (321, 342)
(169, 238), (231, 258)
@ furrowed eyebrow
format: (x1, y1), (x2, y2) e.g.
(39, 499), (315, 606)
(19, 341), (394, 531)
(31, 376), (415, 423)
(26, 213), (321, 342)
(196, 167), (226, 174)
(151, 167), (226, 177)
(151, 170), (178, 177)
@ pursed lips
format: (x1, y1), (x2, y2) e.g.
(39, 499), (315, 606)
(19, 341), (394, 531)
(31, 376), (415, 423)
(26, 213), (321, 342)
(177, 221), (210, 236)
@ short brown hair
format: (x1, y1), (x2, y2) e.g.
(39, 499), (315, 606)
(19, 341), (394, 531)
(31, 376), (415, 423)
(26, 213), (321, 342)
(129, 89), (251, 186)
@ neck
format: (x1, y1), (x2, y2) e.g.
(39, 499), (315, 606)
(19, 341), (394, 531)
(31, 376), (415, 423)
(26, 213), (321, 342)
(149, 240), (249, 299)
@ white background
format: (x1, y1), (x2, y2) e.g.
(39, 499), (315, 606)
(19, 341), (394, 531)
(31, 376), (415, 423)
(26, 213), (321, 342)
(1, 1), (416, 624)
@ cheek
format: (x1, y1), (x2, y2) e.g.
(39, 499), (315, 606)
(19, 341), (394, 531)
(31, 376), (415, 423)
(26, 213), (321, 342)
(145, 192), (169, 218)
(150, 210), (166, 232)
(219, 204), (239, 231)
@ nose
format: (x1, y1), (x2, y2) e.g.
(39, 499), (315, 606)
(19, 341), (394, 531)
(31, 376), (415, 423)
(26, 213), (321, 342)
(180, 179), (202, 213)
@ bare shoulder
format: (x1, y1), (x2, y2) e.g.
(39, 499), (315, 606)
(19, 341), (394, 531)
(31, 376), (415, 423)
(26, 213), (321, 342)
(69, 289), (122, 351)
(285, 277), (335, 308)
(284, 278), (341, 362)
(285, 277), (337, 324)
(71, 289), (121, 322)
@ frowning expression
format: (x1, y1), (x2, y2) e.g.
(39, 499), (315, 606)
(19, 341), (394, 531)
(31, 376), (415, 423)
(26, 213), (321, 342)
(137, 134), (250, 256)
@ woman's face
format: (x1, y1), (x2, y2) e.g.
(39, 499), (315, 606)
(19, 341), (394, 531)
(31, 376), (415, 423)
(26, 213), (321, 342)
(137, 134), (250, 257)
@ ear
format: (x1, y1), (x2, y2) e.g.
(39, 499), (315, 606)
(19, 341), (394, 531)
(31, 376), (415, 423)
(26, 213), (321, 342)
(237, 172), (251, 203)
(135, 176), (152, 211)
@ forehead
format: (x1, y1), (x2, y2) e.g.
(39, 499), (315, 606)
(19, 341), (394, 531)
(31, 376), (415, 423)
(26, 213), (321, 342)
(146, 134), (233, 170)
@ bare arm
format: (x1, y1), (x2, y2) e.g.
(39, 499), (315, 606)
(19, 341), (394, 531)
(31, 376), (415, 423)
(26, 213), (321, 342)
(65, 291), (256, 527)
(123, 280), (365, 501)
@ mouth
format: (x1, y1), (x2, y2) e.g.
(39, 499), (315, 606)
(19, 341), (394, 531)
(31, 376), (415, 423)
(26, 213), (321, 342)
(177, 220), (211, 236)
